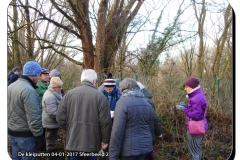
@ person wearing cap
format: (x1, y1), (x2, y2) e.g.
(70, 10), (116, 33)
(8, 61), (46, 159)
(175, 77), (208, 160)
(100, 78), (121, 120)
(57, 69), (112, 160)
(49, 69), (64, 96)
(7, 67), (21, 85)
(42, 77), (63, 158)
(36, 68), (50, 111)
(109, 78), (154, 160)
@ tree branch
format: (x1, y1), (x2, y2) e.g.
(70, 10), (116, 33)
(41, 46), (83, 66)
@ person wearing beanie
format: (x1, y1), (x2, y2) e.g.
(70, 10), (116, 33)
(42, 77), (63, 158)
(101, 78), (121, 120)
(8, 61), (46, 159)
(36, 68), (50, 111)
(175, 76), (208, 160)
(98, 72), (114, 91)
(57, 69), (112, 160)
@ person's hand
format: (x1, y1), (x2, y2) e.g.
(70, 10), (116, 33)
(34, 133), (46, 151)
(101, 142), (108, 150)
(180, 101), (187, 107)
(158, 134), (163, 138)
(175, 105), (186, 111)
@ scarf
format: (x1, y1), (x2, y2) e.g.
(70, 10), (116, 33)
(121, 89), (144, 98)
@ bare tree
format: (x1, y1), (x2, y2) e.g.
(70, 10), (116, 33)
(8, 0), (152, 74)
(8, 0), (22, 69)
(8, 0), (80, 69)
(191, 0), (207, 79)
(211, 4), (232, 79)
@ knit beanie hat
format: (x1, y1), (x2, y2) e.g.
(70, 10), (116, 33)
(104, 79), (116, 87)
(106, 72), (113, 79)
(50, 77), (63, 88)
(49, 69), (61, 78)
(184, 77), (200, 89)
(22, 61), (42, 76)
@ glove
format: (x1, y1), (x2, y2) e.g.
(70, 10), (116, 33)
(175, 105), (186, 111)
(34, 133), (46, 151)
(180, 101), (187, 107)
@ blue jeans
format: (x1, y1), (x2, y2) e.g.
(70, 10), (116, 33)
(8, 135), (39, 160)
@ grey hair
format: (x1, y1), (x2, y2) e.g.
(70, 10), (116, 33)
(119, 78), (140, 91)
(49, 69), (61, 78)
(81, 69), (97, 82)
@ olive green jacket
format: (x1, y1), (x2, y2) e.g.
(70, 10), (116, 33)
(36, 80), (49, 111)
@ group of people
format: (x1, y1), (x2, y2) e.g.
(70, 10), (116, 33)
(7, 61), (208, 160)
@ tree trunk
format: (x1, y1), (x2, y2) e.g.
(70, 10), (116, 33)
(94, 0), (109, 73)
(192, 0), (206, 79)
(12, 0), (21, 68)
(25, 0), (33, 60)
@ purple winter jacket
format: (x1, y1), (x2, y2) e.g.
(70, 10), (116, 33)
(183, 88), (208, 132)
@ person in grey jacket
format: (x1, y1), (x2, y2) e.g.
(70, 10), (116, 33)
(42, 77), (63, 157)
(57, 69), (112, 160)
(8, 61), (45, 160)
(109, 78), (154, 160)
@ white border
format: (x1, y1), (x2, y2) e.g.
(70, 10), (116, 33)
(1, 0), (237, 159)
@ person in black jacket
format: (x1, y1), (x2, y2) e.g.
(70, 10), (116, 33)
(137, 81), (163, 160)
(7, 67), (21, 85)
(109, 78), (154, 160)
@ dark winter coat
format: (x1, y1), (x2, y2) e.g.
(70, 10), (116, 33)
(109, 91), (154, 160)
(141, 88), (155, 108)
(57, 81), (112, 152)
(141, 88), (162, 144)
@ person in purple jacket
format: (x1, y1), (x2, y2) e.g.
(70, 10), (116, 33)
(175, 77), (208, 160)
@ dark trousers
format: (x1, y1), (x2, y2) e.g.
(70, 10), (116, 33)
(45, 128), (59, 151)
